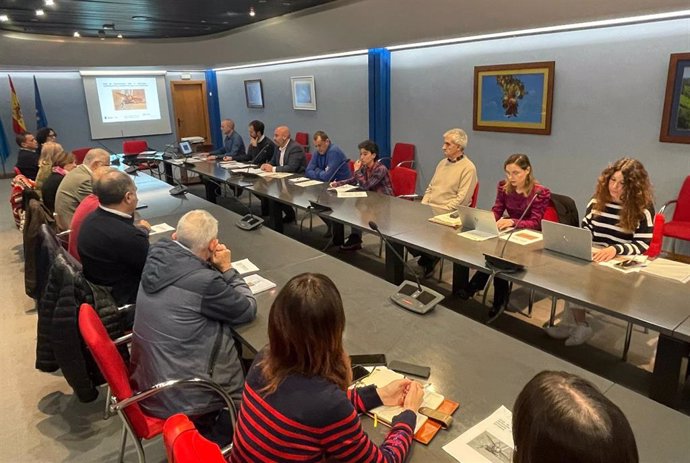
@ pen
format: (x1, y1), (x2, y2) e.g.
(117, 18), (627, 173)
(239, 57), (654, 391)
(374, 413), (378, 428)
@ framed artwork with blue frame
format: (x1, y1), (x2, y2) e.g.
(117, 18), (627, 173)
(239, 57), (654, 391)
(473, 61), (555, 135)
(660, 52), (690, 144)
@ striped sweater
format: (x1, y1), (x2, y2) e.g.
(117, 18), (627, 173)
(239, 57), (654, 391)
(230, 362), (416, 463)
(582, 199), (654, 255)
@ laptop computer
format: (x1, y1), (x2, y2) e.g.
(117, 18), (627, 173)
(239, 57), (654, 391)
(456, 206), (504, 241)
(178, 141), (193, 156)
(542, 220), (593, 261)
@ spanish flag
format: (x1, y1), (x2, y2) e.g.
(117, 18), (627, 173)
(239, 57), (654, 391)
(9, 76), (27, 134)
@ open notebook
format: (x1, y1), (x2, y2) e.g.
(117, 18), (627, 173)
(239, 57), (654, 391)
(355, 367), (444, 433)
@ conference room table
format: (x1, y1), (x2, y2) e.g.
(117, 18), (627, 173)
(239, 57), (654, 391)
(131, 171), (690, 462)
(160, 157), (690, 408)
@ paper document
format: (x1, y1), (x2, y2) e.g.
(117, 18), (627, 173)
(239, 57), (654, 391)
(599, 255), (647, 273)
(242, 168), (265, 175)
(184, 157), (205, 163)
(641, 258), (690, 283)
(443, 406), (514, 463)
(232, 258), (260, 276)
(429, 212), (462, 228)
(263, 172), (294, 179)
(168, 159), (184, 165)
(149, 223), (175, 235)
(355, 367), (444, 433)
(289, 177), (311, 183)
(337, 191), (368, 198)
(294, 180), (322, 187)
(498, 229), (543, 245)
(243, 274), (277, 294)
(329, 184), (358, 193)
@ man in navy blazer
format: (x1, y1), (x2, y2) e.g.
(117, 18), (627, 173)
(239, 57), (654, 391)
(260, 126), (306, 223)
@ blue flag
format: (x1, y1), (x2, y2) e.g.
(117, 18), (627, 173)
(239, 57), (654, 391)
(0, 117), (10, 165)
(34, 76), (48, 129)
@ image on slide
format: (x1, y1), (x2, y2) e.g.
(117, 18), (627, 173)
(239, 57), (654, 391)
(113, 89), (147, 111)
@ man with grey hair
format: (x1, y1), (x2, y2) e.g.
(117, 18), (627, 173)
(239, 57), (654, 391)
(130, 209), (257, 447)
(78, 169), (150, 305)
(55, 148), (110, 230)
(415, 129), (478, 277)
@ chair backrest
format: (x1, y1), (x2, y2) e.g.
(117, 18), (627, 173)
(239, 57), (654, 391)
(164, 414), (225, 463)
(672, 175), (690, 222)
(122, 140), (148, 155)
(549, 193), (579, 226)
(78, 303), (153, 438)
(391, 143), (415, 169)
(470, 182), (479, 208)
(72, 147), (92, 165)
(542, 201), (559, 223)
(390, 166), (417, 198)
(295, 132), (309, 151)
(348, 160), (355, 174)
(305, 152), (312, 164)
(645, 212), (665, 258)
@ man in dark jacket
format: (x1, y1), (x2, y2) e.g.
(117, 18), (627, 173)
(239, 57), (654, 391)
(78, 169), (151, 305)
(15, 132), (40, 180)
(130, 209), (257, 446)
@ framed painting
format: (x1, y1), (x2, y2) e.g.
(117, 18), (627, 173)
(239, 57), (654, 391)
(660, 52), (690, 144)
(291, 76), (316, 111)
(473, 61), (555, 135)
(244, 79), (264, 109)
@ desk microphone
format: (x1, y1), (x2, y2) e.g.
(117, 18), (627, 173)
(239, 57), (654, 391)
(168, 174), (189, 196)
(308, 158), (351, 212)
(369, 221), (443, 314)
(229, 195), (264, 231)
(483, 190), (542, 273)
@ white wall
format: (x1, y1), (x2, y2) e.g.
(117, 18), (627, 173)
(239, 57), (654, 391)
(216, 55), (369, 156)
(391, 19), (690, 214)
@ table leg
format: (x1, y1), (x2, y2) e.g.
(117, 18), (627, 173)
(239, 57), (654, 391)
(451, 263), (470, 294)
(385, 241), (405, 285)
(163, 163), (174, 185)
(333, 222), (345, 246)
(267, 200), (283, 233)
(650, 333), (690, 408)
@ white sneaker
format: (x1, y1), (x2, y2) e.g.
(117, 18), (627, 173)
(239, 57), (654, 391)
(544, 324), (573, 339)
(565, 324), (593, 347)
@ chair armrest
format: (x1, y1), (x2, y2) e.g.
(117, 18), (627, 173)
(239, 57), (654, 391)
(118, 303), (135, 312)
(56, 229), (71, 237)
(113, 333), (132, 346)
(395, 160), (415, 169)
(397, 194), (421, 200)
(659, 199), (677, 216)
(113, 377), (237, 428)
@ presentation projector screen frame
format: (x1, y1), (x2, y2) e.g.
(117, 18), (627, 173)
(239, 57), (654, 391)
(81, 71), (173, 140)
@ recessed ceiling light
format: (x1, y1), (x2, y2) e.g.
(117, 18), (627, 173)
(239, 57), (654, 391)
(35, 9), (45, 16)
(73, 31), (80, 37)
(102, 23), (115, 30)
(44, 0), (55, 6)
(131, 15), (151, 21)
(249, 7), (256, 17)
(0, 14), (9, 22)
(117, 33), (123, 39)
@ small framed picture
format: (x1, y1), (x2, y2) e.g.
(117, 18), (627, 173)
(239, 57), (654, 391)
(244, 79), (264, 109)
(659, 52), (690, 144)
(291, 76), (316, 111)
(473, 61), (555, 135)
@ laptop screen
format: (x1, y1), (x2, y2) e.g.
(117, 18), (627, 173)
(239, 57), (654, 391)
(179, 141), (193, 156)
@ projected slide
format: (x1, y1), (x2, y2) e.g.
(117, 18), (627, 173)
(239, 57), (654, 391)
(96, 77), (161, 123)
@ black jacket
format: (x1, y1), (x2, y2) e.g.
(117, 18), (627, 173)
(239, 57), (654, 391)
(15, 148), (40, 180)
(36, 249), (131, 402)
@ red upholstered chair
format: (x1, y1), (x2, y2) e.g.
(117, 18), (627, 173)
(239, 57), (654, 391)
(470, 182), (479, 208)
(78, 303), (236, 463)
(348, 160), (355, 174)
(305, 152), (312, 164)
(72, 147), (92, 165)
(123, 140), (149, 155)
(390, 166), (417, 199)
(645, 213), (665, 259)
(391, 142), (415, 169)
(660, 175), (690, 245)
(164, 414), (227, 463)
(295, 132), (309, 151)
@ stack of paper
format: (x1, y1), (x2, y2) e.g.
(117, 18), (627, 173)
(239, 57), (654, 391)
(641, 258), (690, 283)
(294, 180), (322, 187)
(329, 184), (358, 193)
(428, 212), (462, 228)
(356, 367), (444, 433)
(243, 274), (277, 294)
(443, 406), (514, 463)
(149, 223), (175, 235)
(232, 258), (259, 275)
(337, 191), (368, 198)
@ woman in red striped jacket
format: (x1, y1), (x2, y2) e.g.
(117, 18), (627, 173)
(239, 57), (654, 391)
(230, 273), (424, 463)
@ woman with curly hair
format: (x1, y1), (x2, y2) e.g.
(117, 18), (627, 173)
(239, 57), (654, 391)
(546, 158), (654, 346)
(34, 142), (68, 193)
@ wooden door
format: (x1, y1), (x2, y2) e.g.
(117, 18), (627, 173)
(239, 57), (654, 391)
(170, 80), (211, 143)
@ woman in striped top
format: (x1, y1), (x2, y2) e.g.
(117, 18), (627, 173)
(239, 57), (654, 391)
(546, 158), (654, 346)
(230, 273), (424, 463)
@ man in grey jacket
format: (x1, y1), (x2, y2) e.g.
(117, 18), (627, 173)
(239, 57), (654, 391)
(130, 209), (257, 446)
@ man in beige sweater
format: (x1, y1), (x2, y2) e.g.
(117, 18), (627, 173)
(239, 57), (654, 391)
(414, 128), (478, 277)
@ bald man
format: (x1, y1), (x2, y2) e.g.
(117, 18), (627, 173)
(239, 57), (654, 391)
(205, 119), (245, 160)
(54, 148), (111, 231)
